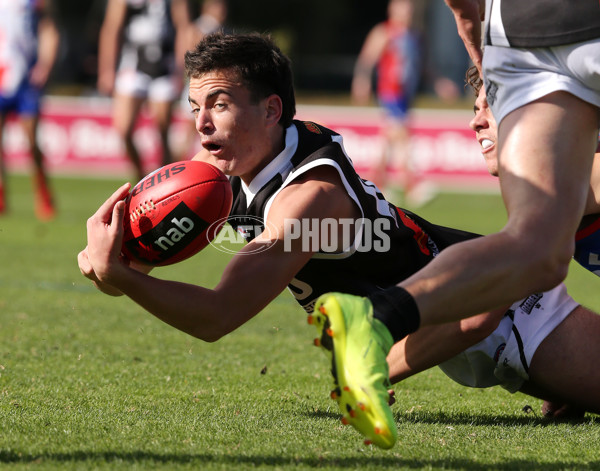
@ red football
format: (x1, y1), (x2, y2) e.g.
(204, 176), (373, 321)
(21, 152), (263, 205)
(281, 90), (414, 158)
(121, 160), (233, 266)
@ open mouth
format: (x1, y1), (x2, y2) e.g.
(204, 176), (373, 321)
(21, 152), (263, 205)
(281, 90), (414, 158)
(203, 142), (222, 153)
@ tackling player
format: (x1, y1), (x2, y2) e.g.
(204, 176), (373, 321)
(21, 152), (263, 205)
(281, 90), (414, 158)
(386, 67), (600, 420)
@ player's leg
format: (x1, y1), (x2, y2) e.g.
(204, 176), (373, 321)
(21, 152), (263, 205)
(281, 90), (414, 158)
(394, 92), (599, 325)
(388, 43), (600, 325)
(520, 305), (600, 415)
(149, 99), (174, 167)
(15, 79), (55, 220)
(497, 91), (598, 284)
(148, 75), (180, 168)
(112, 92), (145, 181)
(20, 112), (56, 220)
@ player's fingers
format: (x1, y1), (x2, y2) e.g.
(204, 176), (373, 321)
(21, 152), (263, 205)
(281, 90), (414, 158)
(91, 183), (131, 224)
(109, 200), (126, 239)
(77, 249), (89, 274)
(77, 248), (96, 279)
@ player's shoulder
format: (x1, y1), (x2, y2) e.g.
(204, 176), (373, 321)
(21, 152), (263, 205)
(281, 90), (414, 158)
(270, 165), (358, 222)
(278, 164), (350, 206)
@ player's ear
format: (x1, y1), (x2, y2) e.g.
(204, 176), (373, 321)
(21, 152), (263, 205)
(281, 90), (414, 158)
(264, 94), (282, 127)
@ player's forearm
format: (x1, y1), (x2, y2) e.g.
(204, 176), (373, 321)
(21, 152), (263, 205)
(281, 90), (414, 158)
(98, 28), (120, 75)
(172, 0), (191, 69)
(111, 267), (242, 342)
(37, 18), (59, 71)
(388, 323), (470, 383)
(388, 311), (501, 384)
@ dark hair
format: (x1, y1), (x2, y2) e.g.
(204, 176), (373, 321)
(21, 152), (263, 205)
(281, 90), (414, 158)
(184, 32), (296, 128)
(465, 65), (483, 96)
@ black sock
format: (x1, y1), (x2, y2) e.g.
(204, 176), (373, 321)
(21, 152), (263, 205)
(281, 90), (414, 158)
(369, 286), (420, 342)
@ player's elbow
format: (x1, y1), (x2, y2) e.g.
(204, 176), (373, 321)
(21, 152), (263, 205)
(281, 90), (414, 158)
(191, 320), (231, 343)
(190, 307), (253, 343)
(197, 332), (224, 343)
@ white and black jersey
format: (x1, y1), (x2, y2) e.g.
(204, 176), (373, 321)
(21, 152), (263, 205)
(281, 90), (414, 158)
(485, 0), (600, 48)
(228, 120), (479, 313)
(120, 0), (176, 78)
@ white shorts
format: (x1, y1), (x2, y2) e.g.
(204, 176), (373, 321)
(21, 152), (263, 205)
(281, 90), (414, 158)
(483, 39), (600, 125)
(114, 69), (180, 102)
(438, 282), (578, 393)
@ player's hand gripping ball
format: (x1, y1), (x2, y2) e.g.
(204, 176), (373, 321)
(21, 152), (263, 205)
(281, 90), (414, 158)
(121, 160), (233, 266)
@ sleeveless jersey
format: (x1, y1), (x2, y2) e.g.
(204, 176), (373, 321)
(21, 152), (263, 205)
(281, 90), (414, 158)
(228, 120), (478, 313)
(376, 21), (421, 102)
(485, 0), (600, 48)
(119, 0), (175, 78)
(0, 0), (40, 96)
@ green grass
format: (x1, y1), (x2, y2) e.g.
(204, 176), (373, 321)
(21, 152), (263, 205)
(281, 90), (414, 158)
(1, 174), (599, 470)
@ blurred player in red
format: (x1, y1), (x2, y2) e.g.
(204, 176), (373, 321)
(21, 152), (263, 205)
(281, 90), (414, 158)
(351, 0), (430, 205)
(0, 0), (59, 220)
(97, 0), (190, 181)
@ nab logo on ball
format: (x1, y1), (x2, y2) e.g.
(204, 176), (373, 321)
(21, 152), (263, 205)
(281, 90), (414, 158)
(124, 202), (209, 264)
(121, 160), (233, 266)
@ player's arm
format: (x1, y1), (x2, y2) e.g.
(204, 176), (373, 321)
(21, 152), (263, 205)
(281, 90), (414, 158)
(97, 0), (126, 95)
(79, 166), (359, 342)
(387, 309), (505, 384)
(30, 0), (60, 87)
(351, 24), (387, 105)
(171, 0), (191, 72)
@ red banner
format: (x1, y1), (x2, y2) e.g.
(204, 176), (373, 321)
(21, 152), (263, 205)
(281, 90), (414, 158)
(3, 97), (494, 190)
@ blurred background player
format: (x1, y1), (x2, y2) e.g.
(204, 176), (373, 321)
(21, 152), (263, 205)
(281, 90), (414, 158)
(97, 0), (190, 181)
(189, 0), (227, 44)
(351, 0), (430, 205)
(0, 0), (59, 220)
(176, 0), (228, 161)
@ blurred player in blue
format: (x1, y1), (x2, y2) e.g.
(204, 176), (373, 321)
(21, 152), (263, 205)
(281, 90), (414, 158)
(351, 0), (430, 205)
(0, 0), (59, 220)
(97, 0), (190, 181)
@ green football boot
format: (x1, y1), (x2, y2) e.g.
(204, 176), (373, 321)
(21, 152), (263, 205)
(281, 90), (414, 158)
(309, 292), (397, 449)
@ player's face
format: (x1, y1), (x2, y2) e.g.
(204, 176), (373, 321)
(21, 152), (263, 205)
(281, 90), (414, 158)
(188, 70), (281, 183)
(469, 86), (499, 177)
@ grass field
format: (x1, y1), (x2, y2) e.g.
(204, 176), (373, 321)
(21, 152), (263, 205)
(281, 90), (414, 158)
(1, 173), (600, 470)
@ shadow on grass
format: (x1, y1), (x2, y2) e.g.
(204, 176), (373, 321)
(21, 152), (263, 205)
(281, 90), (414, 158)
(302, 408), (599, 427)
(397, 410), (599, 427)
(1, 450), (599, 470)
